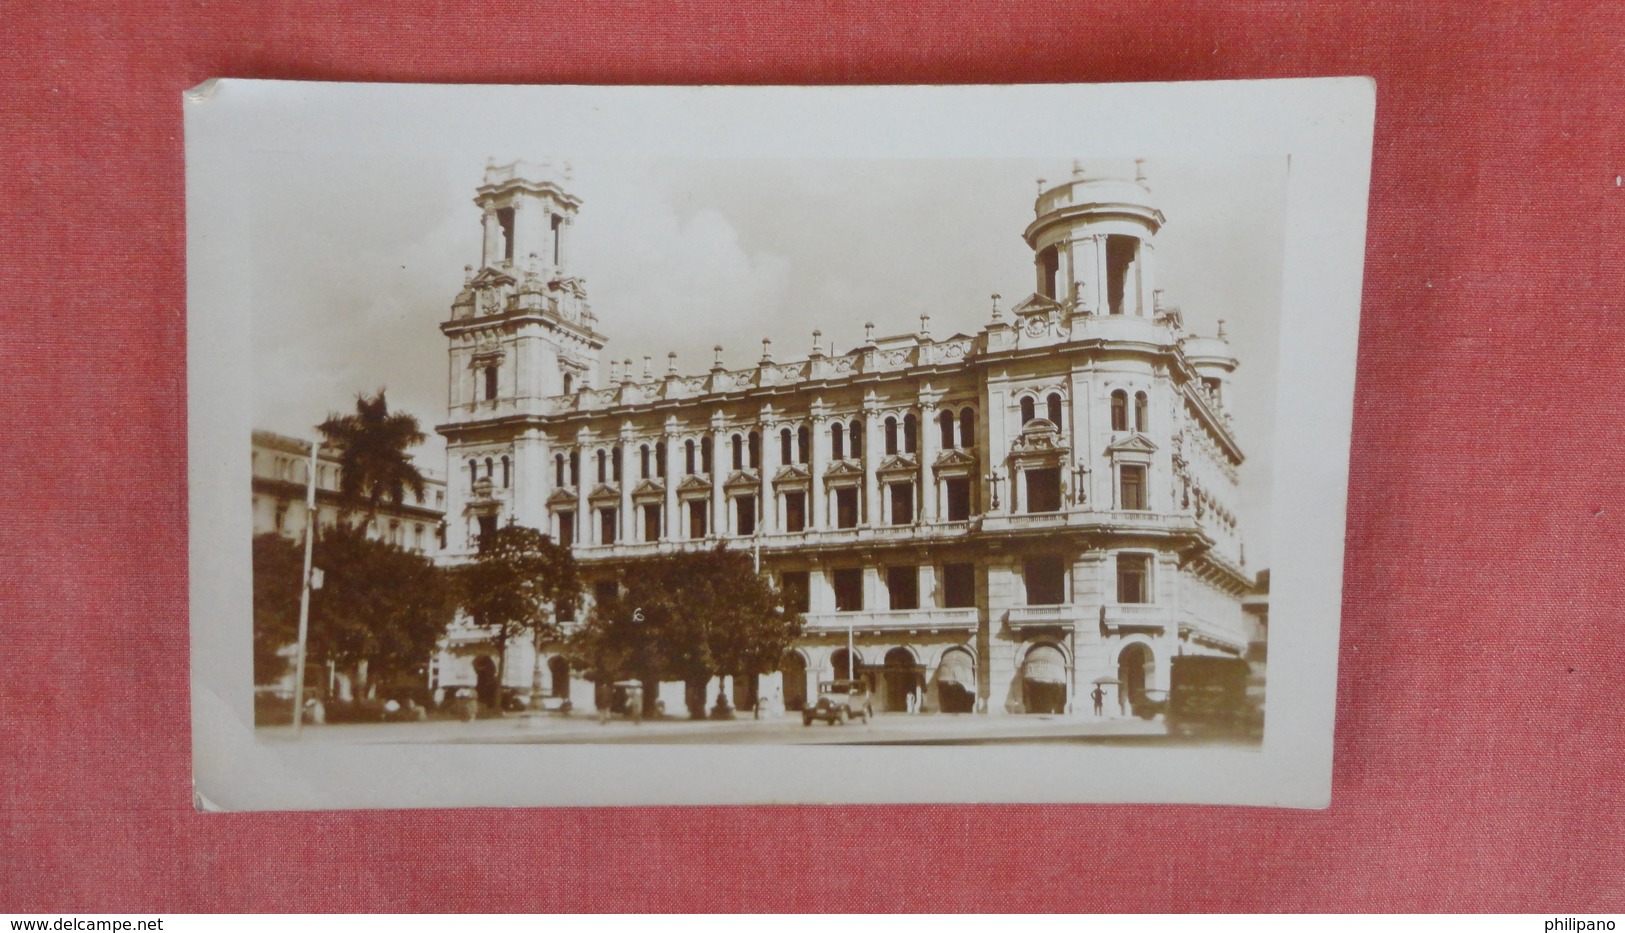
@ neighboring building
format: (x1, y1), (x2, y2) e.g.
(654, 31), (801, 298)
(251, 429), (447, 555)
(432, 159), (1258, 718)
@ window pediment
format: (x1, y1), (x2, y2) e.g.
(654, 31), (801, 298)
(877, 454), (918, 476)
(1105, 433), (1159, 456)
(724, 469), (761, 490)
(677, 473), (712, 495)
(934, 448), (977, 472)
(631, 478), (665, 500)
(546, 488), (578, 506)
(587, 483), (621, 503)
(773, 464), (812, 485)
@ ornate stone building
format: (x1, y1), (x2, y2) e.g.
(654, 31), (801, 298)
(432, 159), (1256, 718)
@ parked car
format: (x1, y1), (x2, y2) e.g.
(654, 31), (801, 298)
(802, 680), (873, 726)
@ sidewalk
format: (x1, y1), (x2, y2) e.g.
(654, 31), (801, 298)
(260, 708), (1169, 744)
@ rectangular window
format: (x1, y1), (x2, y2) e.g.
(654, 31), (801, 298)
(484, 365), (498, 401)
(736, 496), (756, 536)
(1120, 465), (1147, 510)
(1026, 467), (1062, 513)
(642, 504), (661, 542)
(944, 477), (971, 521)
(889, 482), (914, 525)
(1024, 555), (1066, 605)
(477, 513), (498, 552)
(780, 570), (810, 614)
(832, 568), (864, 612)
(942, 563), (976, 608)
(784, 491), (806, 532)
(594, 580), (618, 606)
(1117, 553), (1151, 604)
(557, 511), (575, 546)
(688, 500), (707, 539)
(886, 566), (919, 611)
(835, 487), (860, 529)
(599, 507), (617, 545)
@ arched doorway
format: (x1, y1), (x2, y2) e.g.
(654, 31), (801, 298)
(829, 647), (861, 682)
(472, 655), (498, 709)
(1021, 644), (1067, 714)
(882, 648), (923, 713)
(781, 651), (809, 711)
(548, 656), (570, 699)
(936, 648), (976, 713)
(1117, 643), (1154, 717)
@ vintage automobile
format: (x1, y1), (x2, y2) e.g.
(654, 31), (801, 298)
(802, 679), (873, 726)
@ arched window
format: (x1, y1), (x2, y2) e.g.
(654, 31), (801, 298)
(780, 428), (793, 465)
(501, 456), (511, 489)
(796, 426), (810, 465)
(485, 457), (494, 479)
(611, 446), (622, 483)
(903, 413), (918, 454)
(562, 373), (573, 395)
(640, 444), (650, 479)
(1134, 391), (1149, 432)
(468, 459), (478, 491)
(1111, 390), (1128, 432)
(655, 442), (666, 478)
(831, 423), (845, 461)
(596, 449), (607, 484)
(731, 434), (744, 471)
(1020, 396), (1036, 425)
(748, 431), (760, 469)
(884, 416), (898, 456)
(554, 453), (565, 487)
(701, 436), (713, 474)
(849, 419), (863, 459)
(1047, 393), (1063, 428)
(484, 365), (498, 401)
(960, 408), (975, 450)
(569, 450), (579, 486)
(685, 439), (696, 475)
(939, 410), (955, 449)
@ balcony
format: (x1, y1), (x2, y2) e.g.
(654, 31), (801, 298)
(1101, 603), (1171, 635)
(1004, 604), (1077, 631)
(802, 608), (978, 634)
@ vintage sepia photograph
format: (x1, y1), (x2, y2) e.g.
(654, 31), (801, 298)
(189, 80), (1372, 808)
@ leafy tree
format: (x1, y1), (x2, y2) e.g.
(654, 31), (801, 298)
(251, 526), (455, 701)
(454, 523), (580, 709)
(252, 533), (304, 686)
(317, 389), (428, 536)
(568, 545), (803, 719)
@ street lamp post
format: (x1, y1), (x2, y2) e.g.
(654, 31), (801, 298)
(291, 437), (319, 735)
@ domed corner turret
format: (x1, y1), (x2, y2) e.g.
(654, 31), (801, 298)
(1181, 323), (1239, 409)
(1021, 159), (1166, 319)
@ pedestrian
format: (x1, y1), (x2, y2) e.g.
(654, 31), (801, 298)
(1091, 685), (1105, 717)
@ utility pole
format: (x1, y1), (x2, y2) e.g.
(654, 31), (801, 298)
(291, 437), (319, 735)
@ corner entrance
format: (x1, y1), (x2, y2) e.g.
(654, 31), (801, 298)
(1021, 644), (1067, 714)
(882, 648), (923, 712)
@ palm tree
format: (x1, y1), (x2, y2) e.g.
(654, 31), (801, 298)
(317, 390), (428, 538)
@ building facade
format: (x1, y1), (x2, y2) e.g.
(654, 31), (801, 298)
(251, 428), (447, 556)
(432, 159), (1256, 718)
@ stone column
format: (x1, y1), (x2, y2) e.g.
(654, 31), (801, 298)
(759, 414), (777, 534)
(1095, 234), (1110, 314)
(919, 563), (938, 609)
(863, 565), (882, 615)
(918, 401), (937, 524)
(662, 425), (679, 541)
(574, 430), (590, 546)
(809, 419), (827, 530)
(862, 400), (881, 526)
(481, 206), (501, 267)
(710, 414), (726, 537)
(810, 564), (833, 613)
(618, 426), (635, 545)
(513, 428), (549, 530)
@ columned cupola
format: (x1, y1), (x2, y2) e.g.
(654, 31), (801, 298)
(1022, 159), (1165, 318)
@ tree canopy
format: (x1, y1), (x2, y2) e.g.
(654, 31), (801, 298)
(568, 545), (804, 718)
(454, 523), (580, 706)
(251, 527), (455, 698)
(317, 389), (428, 531)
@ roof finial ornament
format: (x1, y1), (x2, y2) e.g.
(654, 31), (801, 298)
(810, 329), (824, 359)
(760, 338), (773, 364)
(1072, 159), (1085, 177)
(712, 344), (726, 373)
(991, 293), (1003, 322)
(642, 355), (652, 380)
(1135, 158), (1148, 185)
(1217, 319), (1227, 340)
(864, 322), (876, 346)
(919, 314), (931, 339)
(666, 351), (678, 377)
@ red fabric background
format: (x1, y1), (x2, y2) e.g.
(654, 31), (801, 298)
(3, 1), (1623, 913)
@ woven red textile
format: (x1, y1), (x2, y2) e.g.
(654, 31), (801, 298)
(3, 1), (1623, 913)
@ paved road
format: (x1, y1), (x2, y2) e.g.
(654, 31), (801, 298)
(263, 712), (1259, 747)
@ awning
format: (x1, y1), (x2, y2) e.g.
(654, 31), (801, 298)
(936, 649), (974, 685)
(1022, 646), (1067, 685)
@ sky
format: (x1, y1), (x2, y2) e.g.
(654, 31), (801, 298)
(249, 152), (1286, 567)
